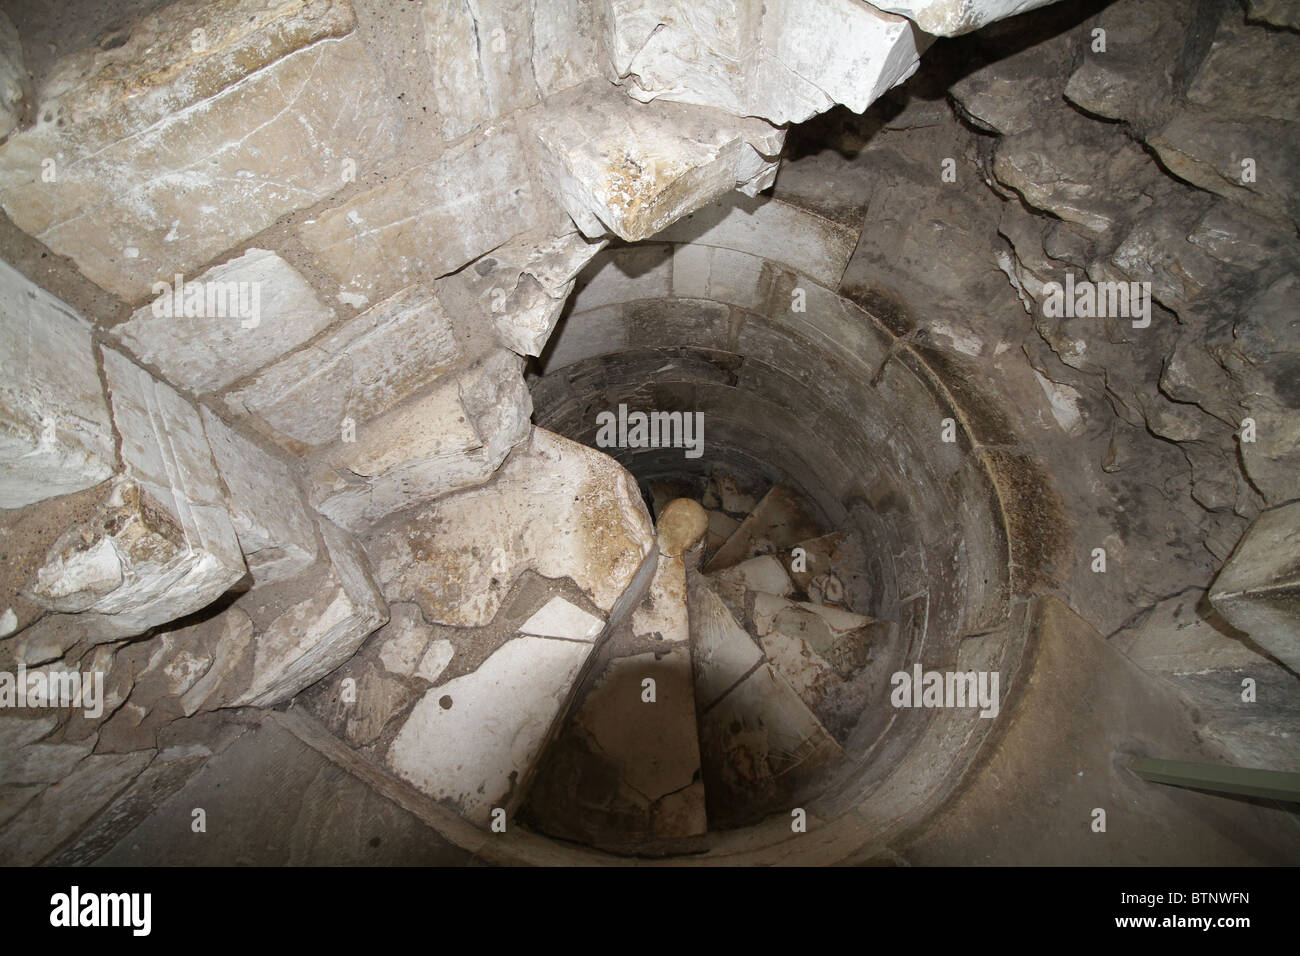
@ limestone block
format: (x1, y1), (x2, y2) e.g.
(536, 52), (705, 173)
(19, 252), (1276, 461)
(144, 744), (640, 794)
(445, 231), (608, 357)
(112, 250), (335, 396)
(308, 349), (531, 531)
(610, 0), (924, 126)
(872, 0), (1060, 36)
(0, 260), (115, 508)
(436, 229), (606, 359)
(531, 0), (611, 96)
(222, 284), (461, 449)
(387, 634), (596, 827)
(374, 604), (445, 679)
(607, 0), (763, 118)
(299, 128), (537, 301)
(529, 84), (785, 242)
(657, 195), (856, 288)
(0, 0), (398, 299)
(199, 408), (317, 587)
(1209, 503), (1300, 673)
(423, 0), (541, 140)
(226, 519), (387, 707)
(757, 0), (924, 121)
(176, 609), (254, 716)
(368, 426), (654, 627)
(73, 349), (246, 635)
(25, 352), (246, 639)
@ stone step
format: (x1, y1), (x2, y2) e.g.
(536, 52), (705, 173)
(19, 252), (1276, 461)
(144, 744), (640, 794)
(702, 484), (825, 574)
(776, 531), (871, 611)
(698, 571), (882, 742)
(688, 580), (842, 830)
(335, 427), (656, 831)
(519, 500), (709, 854)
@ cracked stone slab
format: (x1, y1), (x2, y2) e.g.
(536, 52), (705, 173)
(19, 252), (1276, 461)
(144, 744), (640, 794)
(528, 82), (785, 242)
(525, 645), (707, 849)
(0, 260), (115, 509)
(519, 596), (605, 641)
(112, 249), (335, 396)
(0, 0), (398, 299)
(199, 408), (317, 587)
(713, 555), (796, 602)
(697, 660), (843, 829)
(386, 634), (595, 827)
(221, 284), (462, 450)
(367, 426), (654, 628)
(307, 349), (532, 532)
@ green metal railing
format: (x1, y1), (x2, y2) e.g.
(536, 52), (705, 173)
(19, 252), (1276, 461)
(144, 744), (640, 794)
(1130, 757), (1300, 803)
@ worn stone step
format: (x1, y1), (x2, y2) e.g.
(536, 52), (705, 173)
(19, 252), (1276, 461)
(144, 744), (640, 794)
(776, 530), (872, 612)
(520, 500), (709, 854)
(338, 427), (656, 830)
(702, 484), (825, 574)
(688, 580), (842, 830)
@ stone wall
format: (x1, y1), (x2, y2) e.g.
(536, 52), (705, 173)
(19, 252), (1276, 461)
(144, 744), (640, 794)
(0, 0), (1294, 864)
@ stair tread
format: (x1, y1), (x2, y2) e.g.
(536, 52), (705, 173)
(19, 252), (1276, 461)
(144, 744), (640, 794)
(702, 484), (824, 574)
(689, 577), (844, 828)
(522, 549), (708, 852)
